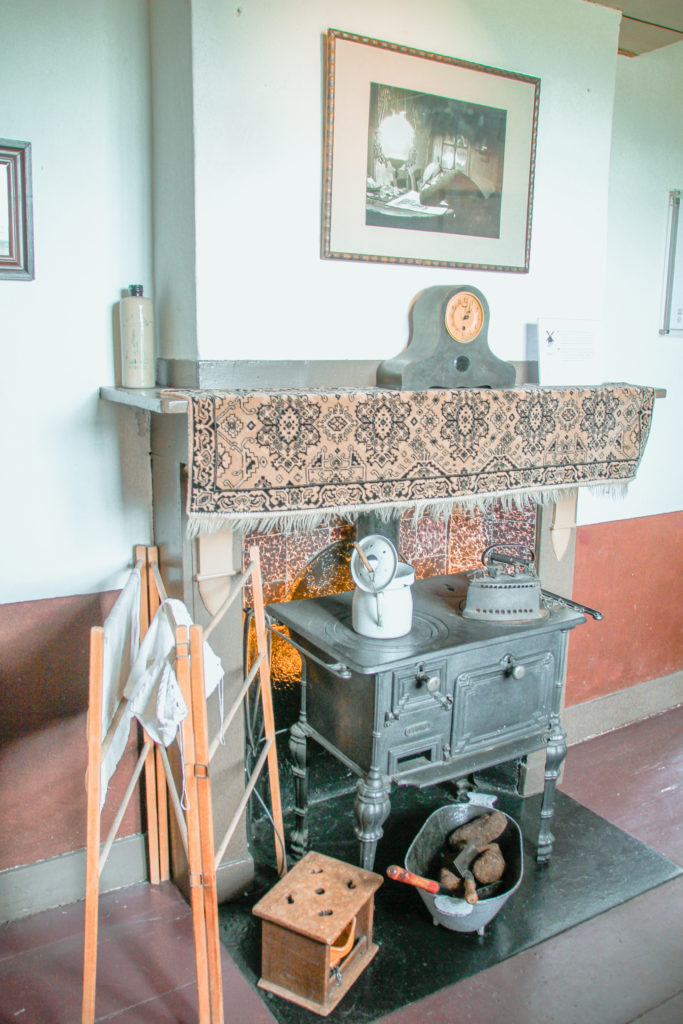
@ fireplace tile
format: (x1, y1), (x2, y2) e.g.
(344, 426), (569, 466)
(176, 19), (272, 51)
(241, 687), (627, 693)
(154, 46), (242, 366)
(285, 527), (332, 584)
(260, 579), (288, 606)
(412, 554), (447, 580)
(405, 512), (447, 562)
(247, 530), (287, 583)
(329, 519), (356, 542)
(244, 504), (537, 609)
(446, 509), (487, 572)
(485, 503), (537, 553)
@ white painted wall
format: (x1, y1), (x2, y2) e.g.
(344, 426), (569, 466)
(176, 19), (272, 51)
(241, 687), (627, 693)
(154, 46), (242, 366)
(190, 0), (620, 366)
(578, 40), (683, 524)
(0, 0), (154, 602)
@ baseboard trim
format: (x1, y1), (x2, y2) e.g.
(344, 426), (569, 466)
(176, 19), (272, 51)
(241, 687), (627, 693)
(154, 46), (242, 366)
(0, 833), (148, 924)
(0, 835), (258, 925)
(520, 671), (682, 795)
(563, 670), (682, 747)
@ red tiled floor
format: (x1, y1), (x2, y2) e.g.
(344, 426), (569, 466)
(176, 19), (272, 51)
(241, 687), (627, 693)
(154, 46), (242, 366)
(560, 704), (683, 866)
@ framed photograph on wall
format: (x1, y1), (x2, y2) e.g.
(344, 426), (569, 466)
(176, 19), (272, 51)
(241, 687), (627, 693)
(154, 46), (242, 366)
(0, 139), (34, 281)
(321, 30), (540, 273)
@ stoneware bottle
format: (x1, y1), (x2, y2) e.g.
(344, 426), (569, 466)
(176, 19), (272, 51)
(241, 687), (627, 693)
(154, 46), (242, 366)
(120, 284), (155, 388)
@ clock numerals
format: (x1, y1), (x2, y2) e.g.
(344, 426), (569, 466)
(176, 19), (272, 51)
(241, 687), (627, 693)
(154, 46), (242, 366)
(444, 292), (484, 343)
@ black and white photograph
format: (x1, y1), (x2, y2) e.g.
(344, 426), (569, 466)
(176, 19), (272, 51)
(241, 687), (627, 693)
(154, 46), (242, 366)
(365, 83), (506, 240)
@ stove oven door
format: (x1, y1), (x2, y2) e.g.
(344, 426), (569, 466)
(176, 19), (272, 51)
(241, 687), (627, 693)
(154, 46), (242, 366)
(449, 634), (561, 768)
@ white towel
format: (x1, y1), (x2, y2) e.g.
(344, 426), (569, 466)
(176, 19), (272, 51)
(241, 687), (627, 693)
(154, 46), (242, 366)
(99, 568), (141, 808)
(124, 598), (224, 747)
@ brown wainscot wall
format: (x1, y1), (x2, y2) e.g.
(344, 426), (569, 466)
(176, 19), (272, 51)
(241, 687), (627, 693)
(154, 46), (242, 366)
(565, 509), (683, 707)
(0, 592), (142, 881)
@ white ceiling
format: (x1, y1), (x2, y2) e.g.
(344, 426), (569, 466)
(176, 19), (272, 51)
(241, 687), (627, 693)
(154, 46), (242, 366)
(583, 1), (683, 55)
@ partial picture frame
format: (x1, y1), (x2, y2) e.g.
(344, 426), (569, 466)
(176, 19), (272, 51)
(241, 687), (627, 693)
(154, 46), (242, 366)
(0, 139), (34, 281)
(660, 189), (682, 334)
(321, 30), (540, 273)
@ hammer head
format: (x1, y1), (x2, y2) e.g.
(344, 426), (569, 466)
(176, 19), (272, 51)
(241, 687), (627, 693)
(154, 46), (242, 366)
(449, 812), (509, 904)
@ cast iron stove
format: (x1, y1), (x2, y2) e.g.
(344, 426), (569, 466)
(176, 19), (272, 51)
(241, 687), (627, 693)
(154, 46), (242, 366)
(267, 572), (586, 871)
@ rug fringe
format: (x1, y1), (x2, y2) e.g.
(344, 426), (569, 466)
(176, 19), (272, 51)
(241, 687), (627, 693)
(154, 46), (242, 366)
(185, 480), (633, 537)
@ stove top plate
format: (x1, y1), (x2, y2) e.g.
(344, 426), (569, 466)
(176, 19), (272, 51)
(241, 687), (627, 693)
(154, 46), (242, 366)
(267, 573), (584, 675)
(322, 608), (451, 658)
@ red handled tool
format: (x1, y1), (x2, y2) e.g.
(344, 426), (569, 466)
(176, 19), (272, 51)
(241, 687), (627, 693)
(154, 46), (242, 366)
(386, 864), (478, 904)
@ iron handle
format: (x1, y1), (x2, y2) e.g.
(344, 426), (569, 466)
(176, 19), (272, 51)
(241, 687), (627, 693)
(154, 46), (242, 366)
(483, 543), (534, 569)
(541, 589), (603, 621)
(266, 619), (352, 679)
(416, 670), (452, 708)
(503, 658), (526, 680)
(416, 672), (441, 693)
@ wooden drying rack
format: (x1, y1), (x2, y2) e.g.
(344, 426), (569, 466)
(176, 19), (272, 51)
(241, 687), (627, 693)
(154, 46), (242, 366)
(82, 544), (285, 1024)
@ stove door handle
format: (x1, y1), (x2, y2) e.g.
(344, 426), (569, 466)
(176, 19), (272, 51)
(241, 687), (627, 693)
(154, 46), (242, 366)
(502, 654), (526, 680)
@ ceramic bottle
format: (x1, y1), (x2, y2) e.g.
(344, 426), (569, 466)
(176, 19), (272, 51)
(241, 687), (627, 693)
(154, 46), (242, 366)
(120, 284), (155, 388)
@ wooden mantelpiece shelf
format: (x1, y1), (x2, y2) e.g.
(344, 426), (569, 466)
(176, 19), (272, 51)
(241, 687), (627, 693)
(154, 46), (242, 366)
(99, 383), (667, 416)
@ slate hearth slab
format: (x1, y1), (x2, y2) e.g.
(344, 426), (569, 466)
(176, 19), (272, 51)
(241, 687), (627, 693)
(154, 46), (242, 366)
(218, 788), (682, 1024)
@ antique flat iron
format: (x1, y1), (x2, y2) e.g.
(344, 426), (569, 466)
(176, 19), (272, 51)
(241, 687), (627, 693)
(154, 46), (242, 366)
(463, 544), (546, 622)
(462, 544), (604, 623)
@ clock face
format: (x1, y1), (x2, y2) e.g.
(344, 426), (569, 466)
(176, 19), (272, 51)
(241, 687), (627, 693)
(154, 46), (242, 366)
(444, 291), (485, 343)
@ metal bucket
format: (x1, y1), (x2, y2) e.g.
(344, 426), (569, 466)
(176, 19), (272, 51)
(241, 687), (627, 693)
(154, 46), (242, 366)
(404, 795), (523, 935)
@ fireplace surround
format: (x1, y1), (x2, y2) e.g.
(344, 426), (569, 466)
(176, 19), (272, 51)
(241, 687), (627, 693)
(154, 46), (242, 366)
(101, 357), (657, 900)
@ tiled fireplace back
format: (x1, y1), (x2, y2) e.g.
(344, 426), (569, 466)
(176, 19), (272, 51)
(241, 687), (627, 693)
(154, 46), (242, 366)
(245, 502), (537, 607)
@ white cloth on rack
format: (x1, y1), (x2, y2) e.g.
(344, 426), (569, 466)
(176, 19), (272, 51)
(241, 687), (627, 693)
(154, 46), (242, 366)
(99, 568), (142, 808)
(124, 598), (224, 747)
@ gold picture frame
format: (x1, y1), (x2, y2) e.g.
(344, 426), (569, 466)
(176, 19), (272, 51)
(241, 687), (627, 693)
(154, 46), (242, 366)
(321, 30), (540, 273)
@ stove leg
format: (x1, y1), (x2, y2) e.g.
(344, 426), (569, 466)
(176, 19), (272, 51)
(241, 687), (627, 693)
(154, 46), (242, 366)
(288, 720), (309, 862)
(537, 717), (567, 862)
(354, 767), (391, 871)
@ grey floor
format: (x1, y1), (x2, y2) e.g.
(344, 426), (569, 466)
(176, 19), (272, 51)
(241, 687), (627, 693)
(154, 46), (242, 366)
(0, 704), (681, 1024)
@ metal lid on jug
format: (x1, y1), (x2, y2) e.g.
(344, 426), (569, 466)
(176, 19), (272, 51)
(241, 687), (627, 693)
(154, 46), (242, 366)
(350, 534), (399, 593)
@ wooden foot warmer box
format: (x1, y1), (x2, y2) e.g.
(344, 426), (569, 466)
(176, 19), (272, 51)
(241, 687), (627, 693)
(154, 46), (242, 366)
(252, 851), (383, 1016)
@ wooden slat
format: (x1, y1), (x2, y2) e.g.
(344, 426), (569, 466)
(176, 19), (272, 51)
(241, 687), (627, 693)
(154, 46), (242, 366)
(190, 625), (225, 1023)
(176, 625), (212, 1024)
(250, 545), (286, 876)
(208, 651), (264, 760)
(156, 745), (170, 881)
(143, 738), (161, 885)
(146, 546), (163, 613)
(98, 743), (151, 873)
(215, 738), (272, 868)
(145, 546), (166, 882)
(135, 544), (150, 634)
(137, 544), (161, 885)
(82, 627), (104, 1024)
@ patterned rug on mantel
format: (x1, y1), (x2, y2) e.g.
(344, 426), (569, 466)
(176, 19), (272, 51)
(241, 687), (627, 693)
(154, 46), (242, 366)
(164, 383), (656, 536)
